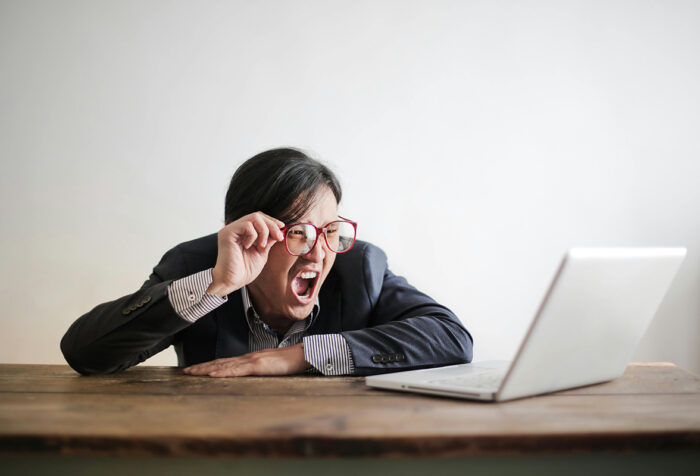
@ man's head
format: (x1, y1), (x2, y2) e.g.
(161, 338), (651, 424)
(224, 148), (341, 226)
(225, 148), (347, 331)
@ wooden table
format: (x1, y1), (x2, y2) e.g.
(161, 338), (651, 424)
(1, 363), (699, 474)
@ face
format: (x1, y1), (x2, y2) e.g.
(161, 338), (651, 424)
(248, 186), (339, 333)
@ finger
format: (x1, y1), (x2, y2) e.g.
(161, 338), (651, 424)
(246, 212), (284, 231)
(184, 365), (213, 376)
(185, 354), (256, 376)
(263, 239), (277, 255)
(241, 221), (257, 249)
(209, 362), (255, 377)
(184, 359), (228, 375)
(251, 214), (270, 250)
(258, 215), (285, 241)
(257, 212), (285, 230)
(263, 216), (285, 242)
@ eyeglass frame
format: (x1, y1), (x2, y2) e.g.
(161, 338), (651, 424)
(279, 217), (357, 257)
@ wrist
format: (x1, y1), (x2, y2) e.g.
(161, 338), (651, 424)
(300, 342), (312, 370)
(206, 282), (231, 297)
(208, 268), (241, 297)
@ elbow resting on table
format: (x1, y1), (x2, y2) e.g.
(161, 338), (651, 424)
(450, 317), (474, 364)
(60, 333), (122, 376)
(60, 336), (95, 375)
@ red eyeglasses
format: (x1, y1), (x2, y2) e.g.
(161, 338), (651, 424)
(280, 218), (357, 256)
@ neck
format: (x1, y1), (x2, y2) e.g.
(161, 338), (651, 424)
(263, 315), (294, 336)
(246, 285), (295, 335)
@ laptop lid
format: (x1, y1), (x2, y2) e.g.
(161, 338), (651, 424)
(496, 247), (686, 401)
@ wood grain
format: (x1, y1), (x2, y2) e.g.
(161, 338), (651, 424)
(0, 363), (698, 457)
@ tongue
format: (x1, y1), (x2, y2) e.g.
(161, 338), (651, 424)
(292, 277), (311, 296)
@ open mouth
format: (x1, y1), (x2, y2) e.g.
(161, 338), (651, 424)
(291, 270), (320, 303)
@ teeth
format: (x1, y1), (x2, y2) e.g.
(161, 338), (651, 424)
(300, 271), (318, 279)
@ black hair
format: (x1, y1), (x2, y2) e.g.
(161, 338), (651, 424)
(224, 148), (342, 225)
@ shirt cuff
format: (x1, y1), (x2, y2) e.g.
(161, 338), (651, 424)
(167, 268), (227, 323)
(302, 334), (355, 376)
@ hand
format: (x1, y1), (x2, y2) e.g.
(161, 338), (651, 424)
(183, 344), (310, 377)
(207, 212), (285, 297)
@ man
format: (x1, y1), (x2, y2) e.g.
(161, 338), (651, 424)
(61, 148), (473, 376)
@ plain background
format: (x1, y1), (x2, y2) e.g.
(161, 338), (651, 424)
(1, 0), (698, 374)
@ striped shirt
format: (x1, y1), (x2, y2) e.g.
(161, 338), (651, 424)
(167, 268), (354, 375)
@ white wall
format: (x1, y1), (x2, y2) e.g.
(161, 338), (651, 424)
(1, 0), (699, 373)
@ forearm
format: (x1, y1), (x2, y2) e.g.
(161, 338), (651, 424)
(341, 314), (473, 376)
(347, 247), (474, 376)
(62, 264), (234, 375)
(60, 280), (190, 375)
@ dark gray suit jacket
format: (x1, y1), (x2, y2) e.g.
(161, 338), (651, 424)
(61, 235), (473, 376)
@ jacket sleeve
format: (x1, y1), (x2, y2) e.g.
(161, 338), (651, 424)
(340, 246), (474, 376)
(60, 246), (192, 375)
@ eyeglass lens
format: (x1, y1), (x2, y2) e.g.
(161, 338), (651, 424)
(285, 221), (355, 256)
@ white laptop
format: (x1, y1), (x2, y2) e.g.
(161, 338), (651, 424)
(366, 248), (686, 402)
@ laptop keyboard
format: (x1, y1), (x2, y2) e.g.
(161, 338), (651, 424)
(427, 371), (506, 390)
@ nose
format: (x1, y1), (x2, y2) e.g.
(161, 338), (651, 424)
(304, 233), (328, 262)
